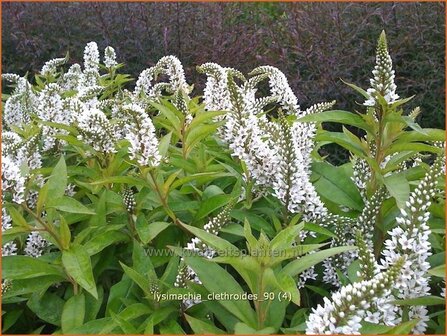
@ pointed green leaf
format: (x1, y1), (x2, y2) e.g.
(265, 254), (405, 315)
(185, 314), (225, 334)
(61, 294), (85, 333)
(62, 246), (98, 299)
(184, 256), (257, 327)
(282, 246), (356, 277)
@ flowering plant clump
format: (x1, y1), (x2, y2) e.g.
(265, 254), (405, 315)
(1, 33), (445, 335)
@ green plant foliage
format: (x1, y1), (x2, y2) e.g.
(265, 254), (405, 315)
(1, 31), (445, 335)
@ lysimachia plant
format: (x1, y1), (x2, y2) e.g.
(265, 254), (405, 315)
(1, 32), (445, 335)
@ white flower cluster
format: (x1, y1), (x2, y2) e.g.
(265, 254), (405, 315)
(306, 257), (404, 335)
(122, 188), (136, 213)
(351, 156), (371, 201)
(200, 64), (330, 223)
(104, 46), (117, 68)
(197, 63), (233, 113)
(40, 57), (67, 76)
(37, 83), (71, 151)
(24, 231), (48, 258)
(3, 41), (178, 187)
(122, 104), (161, 167)
(135, 55), (191, 98)
(133, 56), (193, 123)
(322, 181), (387, 286)
(377, 155), (445, 333)
(281, 105), (329, 220)
(199, 65), (334, 289)
(356, 188), (386, 245)
(3, 134), (43, 203)
(226, 83), (279, 188)
(364, 31), (399, 107)
(2, 75), (36, 128)
(83, 41), (100, 72)
(77, 107), (118, 154)
(355, 231), (380, 281)
(1, 155), (26, 204)
(2, 207), (18, 256)
(307, 153), (445, 334)
(250, 66), (300, 114)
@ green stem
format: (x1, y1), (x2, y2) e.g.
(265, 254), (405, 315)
(148, 170), (177, 223)
(21, 204), (64, 250)
(256, 264), (266, 329)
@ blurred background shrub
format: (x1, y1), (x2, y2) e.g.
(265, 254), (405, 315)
(2, 1), (445, 163)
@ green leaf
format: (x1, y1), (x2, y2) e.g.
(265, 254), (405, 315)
(184, 256), (257, 328)
(6, 206), (30, 228)
(119, 262), (150, 295)
(118, 303), (151, 321)
(1, 275), (65, 299)
(143, 317), (154, 334)
(149, 306), (178, 327)
(188, 282), (239, 333)
(185, 314), (225, 334)
(387, 319), (420, 334)
(312, 162), (364, 211)
(158, 131), (172, 157)
(1, 227), (31, 245)
(136, 216), (171, 244)
(185, 123), (221, 155)
(211, 255), (260, 293)
(297, 110), (372, 133)
(47, 196), (95, 215)
(234, 323), (275, 334)
(428, 264), (445, 278)
(316, 131), (366, 158)
(305, 284), (330, 297)
(61, 294), (85, 333)
(110, 312), (138, 334)
(231, 210), (275, 237)
(360, 322), (394, 334)
(1, 309), (23, 333)
(170, 172), (230, 190)
(47, 156), (68, 199)
(383, 174), (410, 209)
(2, 255), (65, 279)
(162, 169), (182, 195)
(385, 142), (443, 156)
(84, 230), (128, 255)
(84, 286), (104, 322)
(402, 116), (428, 135)
(106, 277), (133, 316)
(187, 110), (225, 130)
(282, 246), (356, 277)
(304, 223), (336, 238)
(159, 320), (185, 334)
(66, 318), (116, 334)
(341, 79), (370, 98)
(27, 291), (65, 326)
(59, 216), (71, 250)
(270, 224), (302, 251)
(132, 241), (156, 276)
(195, 194), (232, 219)
(151, 101), (182, 134)
(36, 182), (49, 216)
(62, 246), (98, 299)
(277, 273), (301, 306)
(90, 175), (146, 187)
(390, 296), (445, 306)
(394, 129), (445, 144)
(179, 223), (239, 254)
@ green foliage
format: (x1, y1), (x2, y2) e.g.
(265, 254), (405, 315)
(1, 29), (445, 335)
